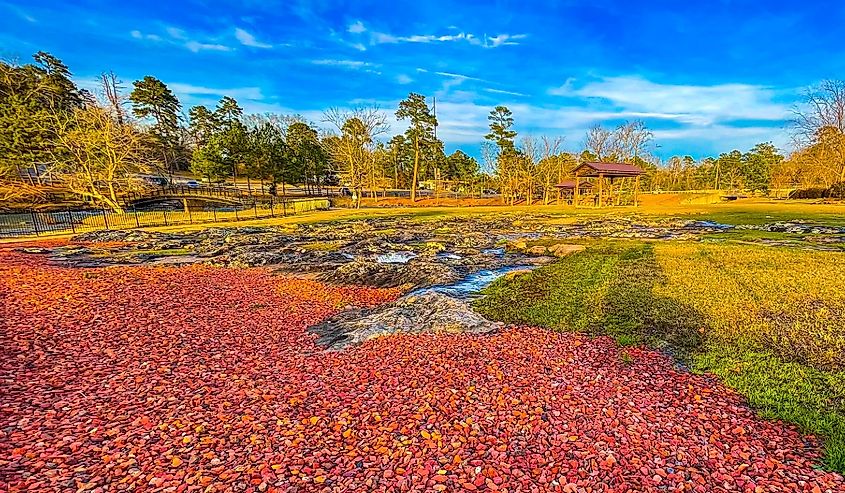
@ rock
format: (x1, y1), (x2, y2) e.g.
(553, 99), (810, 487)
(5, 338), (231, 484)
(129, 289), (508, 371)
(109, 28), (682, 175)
(526, 245), (549, 255)
(17, 247), (51, 254)
(308, 292), (503, 350)
(321, 259), (460, 289)
(547, 243), (586, 257)
(73, 229), (161, 243)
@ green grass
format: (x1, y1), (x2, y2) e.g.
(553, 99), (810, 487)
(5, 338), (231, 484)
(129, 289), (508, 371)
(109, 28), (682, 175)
(475, 241), (845, 471)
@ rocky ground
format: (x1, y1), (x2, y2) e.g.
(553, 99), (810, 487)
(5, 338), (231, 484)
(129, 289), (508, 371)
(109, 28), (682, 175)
(2, 246), (843, 492)
(26, 214), (845, 289)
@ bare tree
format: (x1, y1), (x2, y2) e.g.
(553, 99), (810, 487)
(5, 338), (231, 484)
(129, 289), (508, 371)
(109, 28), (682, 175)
(614, 120), (653, 161)
(44, 103), (152, 213)
(793, 80), (845, 143)
(323, 106), (388, 207)
(584, 124), (615, 161)
(99, 71), (126, 125)
(792, 81), (845, 182)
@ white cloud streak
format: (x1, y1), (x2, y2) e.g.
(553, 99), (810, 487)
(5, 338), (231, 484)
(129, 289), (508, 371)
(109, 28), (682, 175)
(235, 28), (272, 48)
(346, 21), (525, 49)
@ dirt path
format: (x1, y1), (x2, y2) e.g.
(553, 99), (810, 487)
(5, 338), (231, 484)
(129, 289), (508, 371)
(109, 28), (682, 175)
(2, 247), (842, 492)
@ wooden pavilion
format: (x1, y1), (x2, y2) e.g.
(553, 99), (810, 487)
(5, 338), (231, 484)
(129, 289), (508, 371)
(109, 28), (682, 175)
(554, 180), (593, 204)
(572, 162), (645, 207)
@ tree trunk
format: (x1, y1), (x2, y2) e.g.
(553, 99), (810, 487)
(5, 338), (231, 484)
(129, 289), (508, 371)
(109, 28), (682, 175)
(410, 138), (420, 202)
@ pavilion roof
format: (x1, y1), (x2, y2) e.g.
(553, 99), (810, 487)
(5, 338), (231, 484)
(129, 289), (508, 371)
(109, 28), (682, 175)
(573, 162), (645, 177)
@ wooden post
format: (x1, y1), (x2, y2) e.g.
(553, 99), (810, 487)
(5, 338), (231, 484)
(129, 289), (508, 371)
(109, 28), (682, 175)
(597, 173), (604, 208)
(573, 170), (580, 208)
(634, 175), (641, 207)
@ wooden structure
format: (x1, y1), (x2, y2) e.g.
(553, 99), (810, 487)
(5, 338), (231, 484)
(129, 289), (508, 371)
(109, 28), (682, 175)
(572, 162), (645, 207)
(554, 180), (593, 204)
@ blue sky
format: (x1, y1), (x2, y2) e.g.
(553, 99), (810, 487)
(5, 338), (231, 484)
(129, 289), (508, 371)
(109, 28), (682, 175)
(3, 0), (844, 161)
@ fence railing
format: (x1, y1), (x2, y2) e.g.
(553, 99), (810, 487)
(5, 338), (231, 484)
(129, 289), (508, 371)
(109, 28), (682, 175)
(0, 198), (330, 239)
(122, 185), (254, 206)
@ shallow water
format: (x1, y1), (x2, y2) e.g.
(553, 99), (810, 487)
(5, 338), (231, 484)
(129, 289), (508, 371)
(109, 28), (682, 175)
(412, 265), (536, 299)
(375, 251), (417, 263)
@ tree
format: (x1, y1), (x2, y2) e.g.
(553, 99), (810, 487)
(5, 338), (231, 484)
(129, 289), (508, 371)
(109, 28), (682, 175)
(792, 80), (845, 183)
(188, 105), (219, 147)
(129, 76), (183, 174)
(447, 150), (479, 186)
(584, 124), (616, 161)
(100, 71), (126, 125)
(190, 134), (229, 182)
(486, 106), (517, 153)
(287, 121), (328, 195)
(485, 106), (521, 204)
(46, 103), (152, 213)
(0, 52), (83, 180)
(396, 93), (437, 201)
(741, 142), (782, 191)
(323, 106), (388, 208)
(614, 120), (653, 161)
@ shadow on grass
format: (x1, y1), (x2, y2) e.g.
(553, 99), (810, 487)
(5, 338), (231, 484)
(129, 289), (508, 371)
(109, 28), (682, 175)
(475, 242), (707, 360)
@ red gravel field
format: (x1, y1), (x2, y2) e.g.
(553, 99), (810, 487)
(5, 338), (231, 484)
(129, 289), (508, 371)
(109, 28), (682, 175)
(2, 244), (843, 492)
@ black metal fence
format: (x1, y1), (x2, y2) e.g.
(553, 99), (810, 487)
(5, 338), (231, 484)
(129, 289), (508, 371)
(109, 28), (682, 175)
(0, 198), (330, 239)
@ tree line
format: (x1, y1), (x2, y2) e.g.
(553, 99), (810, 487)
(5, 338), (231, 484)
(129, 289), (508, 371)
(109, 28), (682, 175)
(2, 51), (844, 211)
(0, 52), (483, 210)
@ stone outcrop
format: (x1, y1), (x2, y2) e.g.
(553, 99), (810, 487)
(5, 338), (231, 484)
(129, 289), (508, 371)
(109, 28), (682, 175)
(308, 292), (503, 350)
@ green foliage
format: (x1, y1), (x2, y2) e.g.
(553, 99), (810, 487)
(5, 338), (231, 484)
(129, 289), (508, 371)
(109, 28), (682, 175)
(446, 150), (479, 183)
(129, 76), (181, 137)
(396, 93), (439, 199)
(477, 241), (845, 470)
(485, 106), (517, 153)
(190, 134), (229, 181)
(0, 52), (83, 177)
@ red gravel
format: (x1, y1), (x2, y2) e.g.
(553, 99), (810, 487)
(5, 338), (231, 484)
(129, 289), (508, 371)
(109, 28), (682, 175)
(2, 246), (843, 492)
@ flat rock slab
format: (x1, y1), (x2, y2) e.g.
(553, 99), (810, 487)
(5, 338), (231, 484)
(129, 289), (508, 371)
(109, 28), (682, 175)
(308, 292), (502, 350)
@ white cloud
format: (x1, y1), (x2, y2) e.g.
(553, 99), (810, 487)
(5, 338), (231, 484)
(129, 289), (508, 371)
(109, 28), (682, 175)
(348, 21), (366, 34)
(166, 27), (187, 40)
(486, 33), (527, 47)
(396, 74), (413, 85)
(185, 41), (232, 53)
(168, 83), (264, 100)
(130, 25), (234, 53)
(484, 88), (528, 97)
(130, 30), (161, 41)
(549, 75), (789, 125)
(311, 59), (382, 75)
(364, 28), (525, 49)
(235, 28), (272, 48)
(312, 59), (376, 69)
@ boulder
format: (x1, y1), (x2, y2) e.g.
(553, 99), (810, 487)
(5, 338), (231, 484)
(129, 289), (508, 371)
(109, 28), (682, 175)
(547, 243), (586, 257)
(308, 292), (503, 350)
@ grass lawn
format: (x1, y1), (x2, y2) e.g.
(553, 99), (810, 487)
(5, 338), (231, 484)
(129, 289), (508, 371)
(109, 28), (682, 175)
(475, 240), (845, 471)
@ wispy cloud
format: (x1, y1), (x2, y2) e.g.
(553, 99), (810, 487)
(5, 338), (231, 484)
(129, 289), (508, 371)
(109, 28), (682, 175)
(347, 21), (366, 34)
(130, 25), (234, 53)
(185, 41), (231, 53)
(346, 21), (526, 49)
(484, 88), (528, 97)
(311, 59), (382, 74)
(7, 5), (36, 23)
(549, 75), (789, 125)
(234, 28), (272, 48)
(168, 83), (264, 101)
(130, 30), (161, 42)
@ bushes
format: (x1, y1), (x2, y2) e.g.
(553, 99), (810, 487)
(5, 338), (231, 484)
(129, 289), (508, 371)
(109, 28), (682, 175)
(789, 182), (845, 199)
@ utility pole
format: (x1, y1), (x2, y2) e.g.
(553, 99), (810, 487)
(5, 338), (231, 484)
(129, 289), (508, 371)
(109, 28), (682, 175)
(432, 96), (437, 140)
